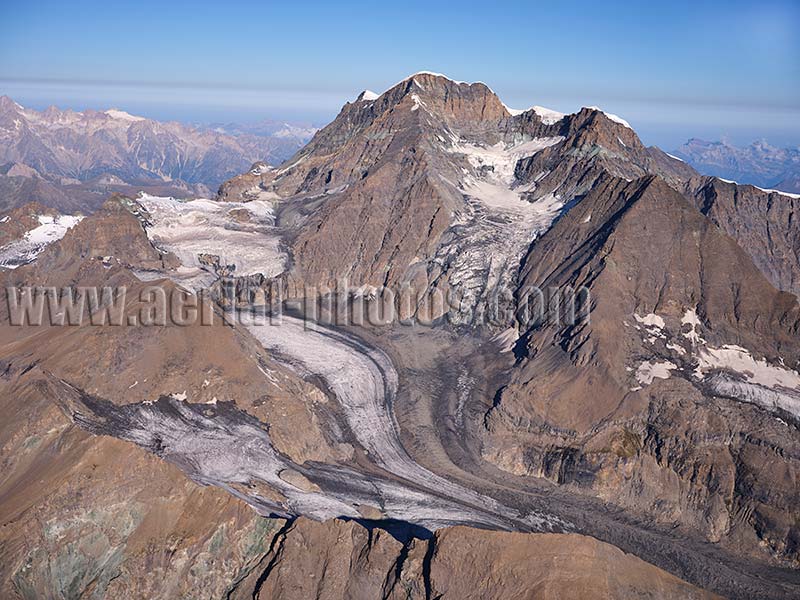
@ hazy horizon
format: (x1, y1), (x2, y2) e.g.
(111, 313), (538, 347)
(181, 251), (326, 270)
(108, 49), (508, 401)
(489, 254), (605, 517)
(2, 0), (798, 151)
(2, 80), (798, 153)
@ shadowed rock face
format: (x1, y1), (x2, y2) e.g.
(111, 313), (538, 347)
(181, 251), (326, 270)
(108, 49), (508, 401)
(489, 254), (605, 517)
(685, 176), (800, 297)
(486, 174), (800, 567)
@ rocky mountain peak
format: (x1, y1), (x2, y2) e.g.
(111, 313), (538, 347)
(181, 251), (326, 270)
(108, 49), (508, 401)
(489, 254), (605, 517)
(0, 95), (22, 116)
(350, 72), (510, 125)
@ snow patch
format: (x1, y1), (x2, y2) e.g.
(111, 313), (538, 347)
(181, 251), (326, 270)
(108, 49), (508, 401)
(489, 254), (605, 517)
(681, 308), (704, 345)
(695, 345), (800, 389)
(635, 360), (678, 385)
(754, 186), (800, 200)
(666, 342), (687, 356)
(634, 313), (665, 330)
(104, 109), (145, 122)
(360, 90), (379, 101)
(505, 104), (566, 125)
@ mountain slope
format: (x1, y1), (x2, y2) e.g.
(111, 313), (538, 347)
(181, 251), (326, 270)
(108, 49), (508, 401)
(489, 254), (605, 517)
(485, 174), (800, 564)
(215, 73), (800, 590)
(685, 176), (800, 297)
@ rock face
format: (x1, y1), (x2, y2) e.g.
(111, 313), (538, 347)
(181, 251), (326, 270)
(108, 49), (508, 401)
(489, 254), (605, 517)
(484, 174), (800, 566)
(215, 73), (800, 593)
(228, 519), (717, 600)
(685, 176), (800, 297)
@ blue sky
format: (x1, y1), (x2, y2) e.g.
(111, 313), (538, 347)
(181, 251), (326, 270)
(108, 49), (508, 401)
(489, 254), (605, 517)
(1, 0), (798, 149)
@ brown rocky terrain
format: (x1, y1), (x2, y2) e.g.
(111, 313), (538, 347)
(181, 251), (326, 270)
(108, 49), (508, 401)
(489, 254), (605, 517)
(483, 174), (800, 565)
(220, 78), (711, 337)
(0, 191), (723, 600)
(215, 73), (800, 596)
(2, 73), (800, 599)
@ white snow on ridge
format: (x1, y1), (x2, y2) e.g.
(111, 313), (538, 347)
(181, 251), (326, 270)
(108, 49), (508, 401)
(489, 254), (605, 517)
(755, 186), (800, 199)
(104, 109), (145, 122)
(532, 105), (566, 124)
(666, 153), (685, 162)
(714, 177), (800, 199)
(360, 90), (379, 101)
(406, 71), (468, 85)
(0, 214), (84, 269)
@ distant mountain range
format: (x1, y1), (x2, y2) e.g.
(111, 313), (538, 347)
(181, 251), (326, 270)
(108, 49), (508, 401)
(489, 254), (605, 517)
(0, 95), (317, 211)
(674, 138), (800, 193)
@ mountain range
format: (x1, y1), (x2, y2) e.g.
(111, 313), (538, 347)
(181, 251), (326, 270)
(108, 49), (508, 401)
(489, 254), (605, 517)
(1, 73), (799, 599)
(675, 138), (800, 193)
(0, 95), (316, 212)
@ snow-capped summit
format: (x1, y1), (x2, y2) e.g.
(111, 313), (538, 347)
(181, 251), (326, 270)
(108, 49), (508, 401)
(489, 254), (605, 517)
(358, 90), (380, 101)
(504, 105), (567, 125)
(104, 108), (146, 122)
